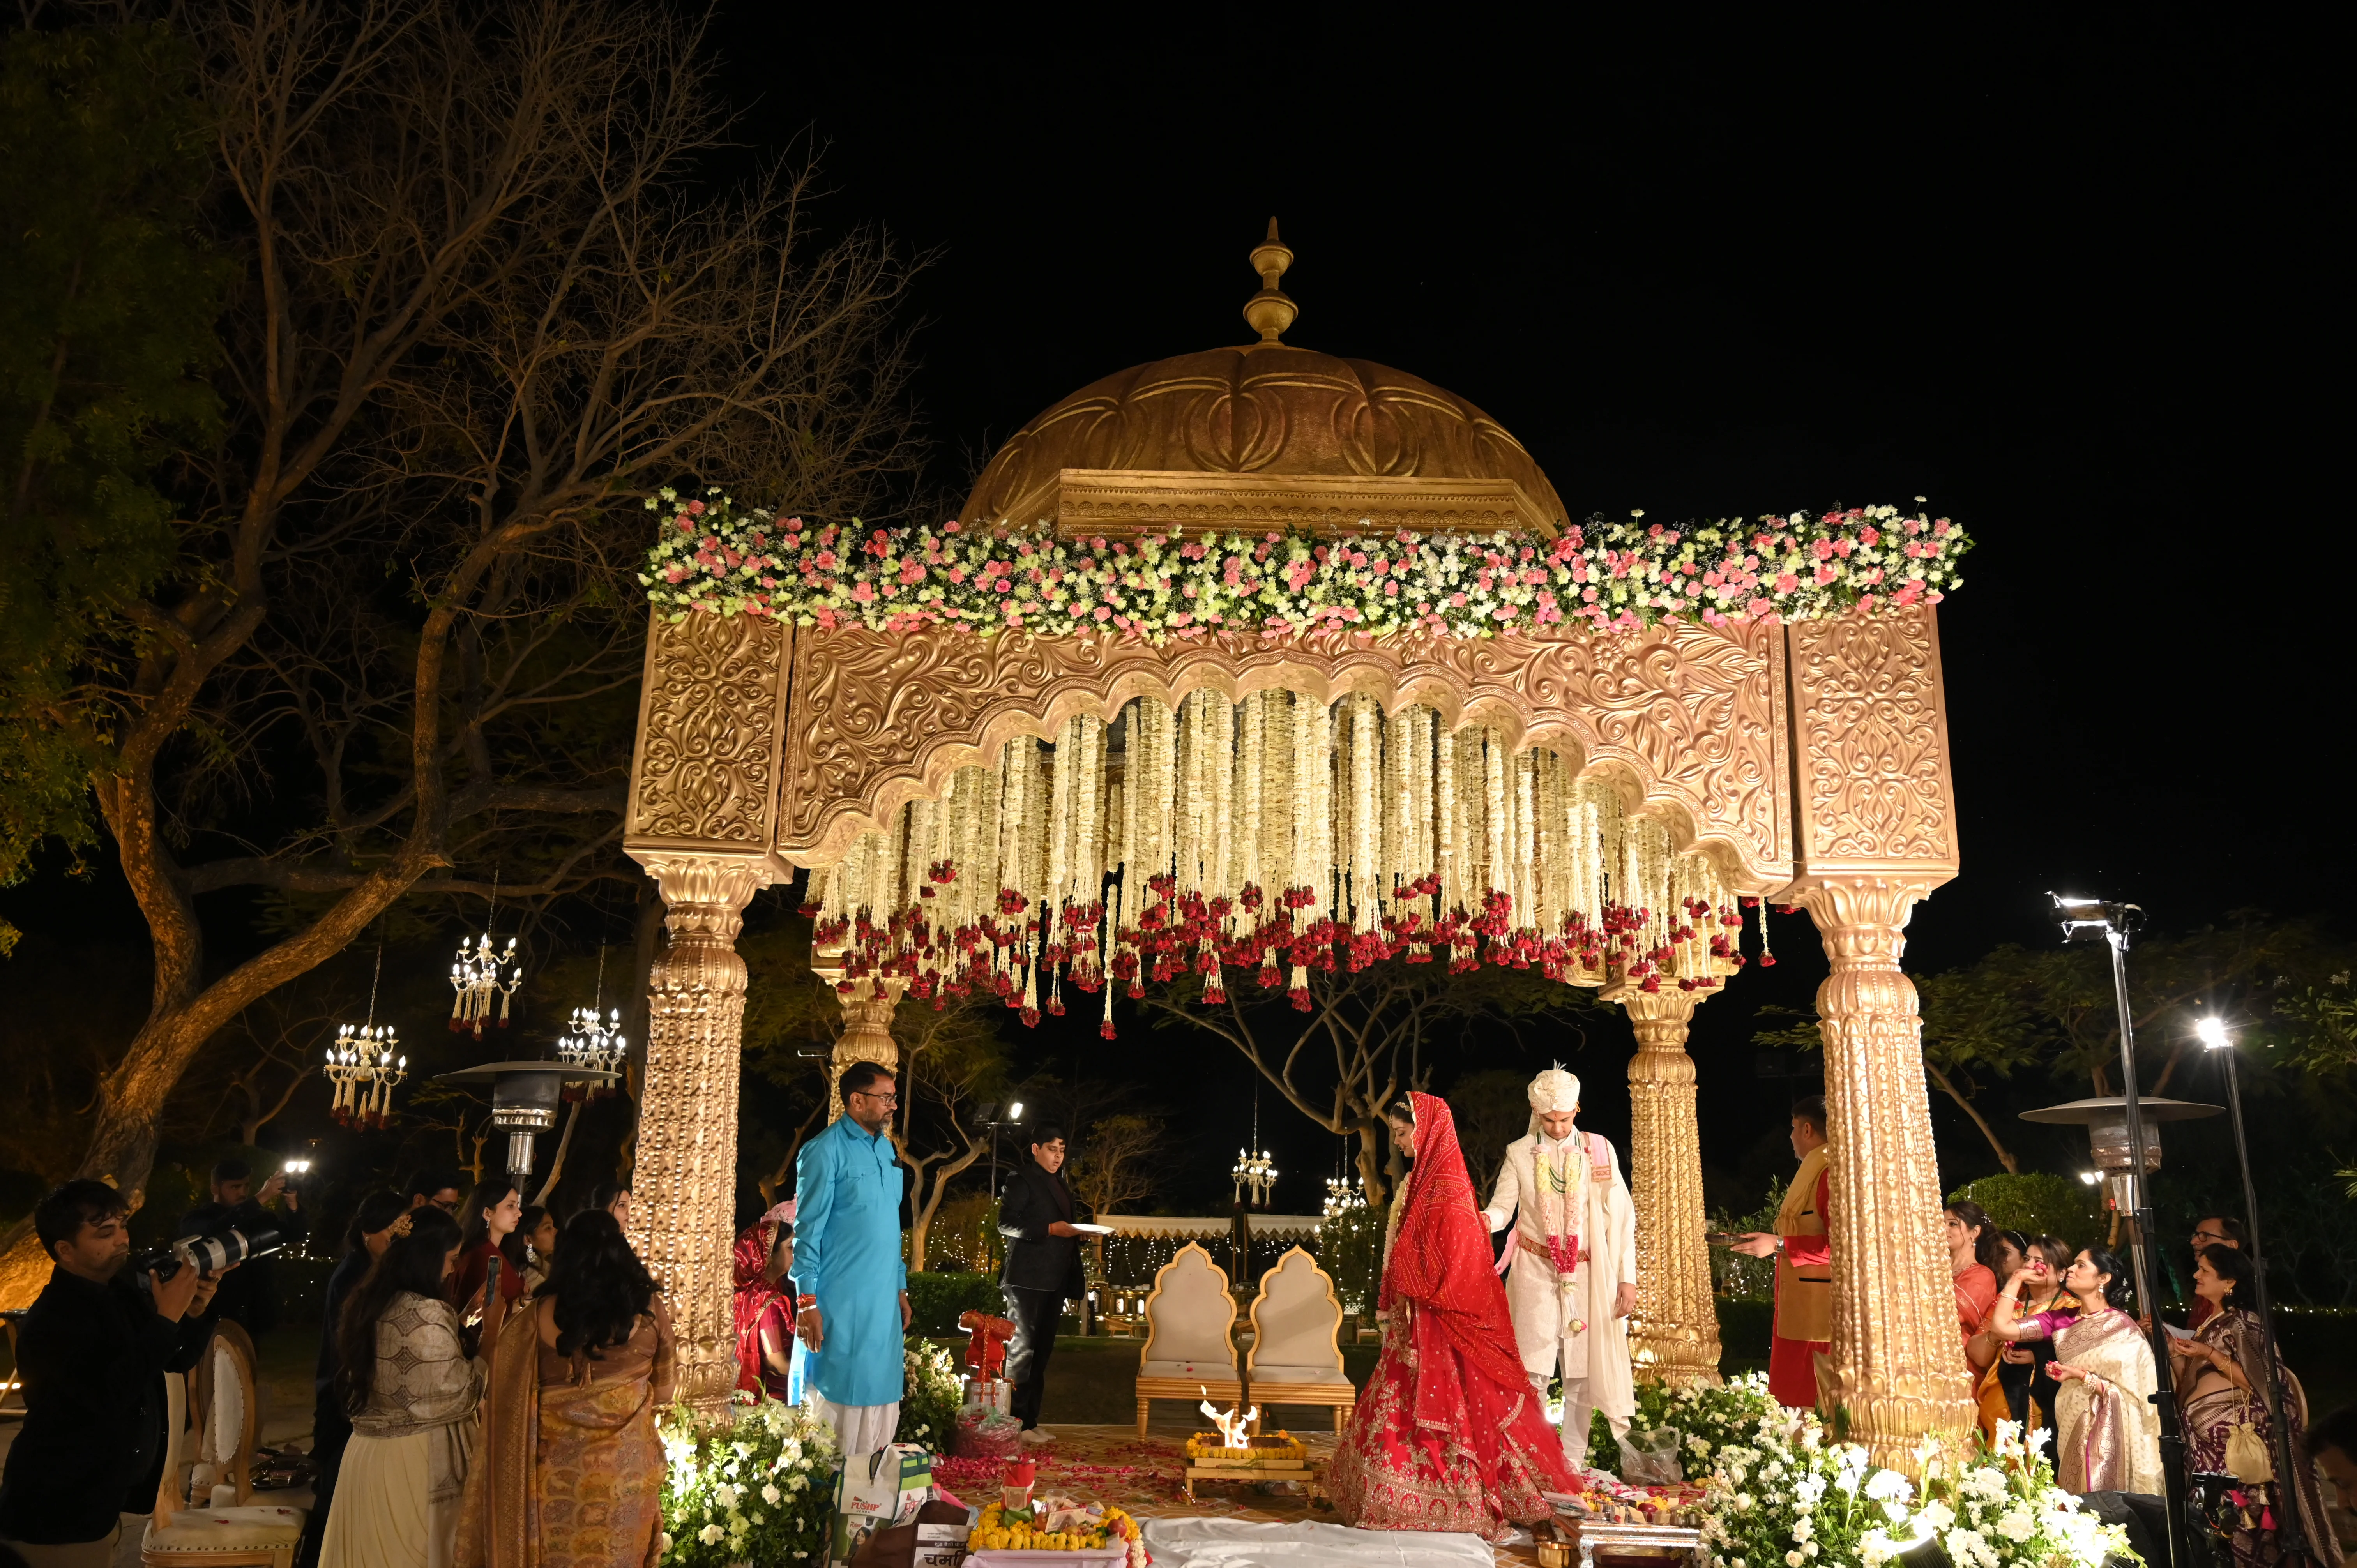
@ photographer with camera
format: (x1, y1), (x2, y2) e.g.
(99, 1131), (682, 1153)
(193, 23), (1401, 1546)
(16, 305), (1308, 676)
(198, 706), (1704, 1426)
(178, 1158), (307, 1346)
(0, 1181), (222, 1568)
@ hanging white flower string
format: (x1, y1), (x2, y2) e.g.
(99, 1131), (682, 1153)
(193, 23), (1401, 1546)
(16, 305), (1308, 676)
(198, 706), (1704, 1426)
(804, 687), (1754, 1035)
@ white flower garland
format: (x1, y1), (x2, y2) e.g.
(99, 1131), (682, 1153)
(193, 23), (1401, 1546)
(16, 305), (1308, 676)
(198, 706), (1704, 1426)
(641, 493), (1971, 636)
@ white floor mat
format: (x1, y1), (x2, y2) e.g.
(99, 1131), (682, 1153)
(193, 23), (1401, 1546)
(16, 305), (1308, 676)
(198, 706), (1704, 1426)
(1141, 1516), (1498, 1568)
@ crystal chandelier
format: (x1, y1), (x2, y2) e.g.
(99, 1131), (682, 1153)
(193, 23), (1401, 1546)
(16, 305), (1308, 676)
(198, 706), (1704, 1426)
(1322, 1173), (1366, 1218)
(327, 943), (406, 1127)
(449, 873), (523, 1036)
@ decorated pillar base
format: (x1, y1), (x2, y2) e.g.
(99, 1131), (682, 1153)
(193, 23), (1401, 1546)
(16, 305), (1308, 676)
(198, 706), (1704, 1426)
(1612, 984), (1723, 1388)
(1793, 876), (1973, 1468)
(634, 852), (772, 1418)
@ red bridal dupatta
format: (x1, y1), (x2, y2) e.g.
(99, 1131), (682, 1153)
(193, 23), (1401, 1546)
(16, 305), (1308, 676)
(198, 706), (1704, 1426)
(1328, 1092), (1578, 1539)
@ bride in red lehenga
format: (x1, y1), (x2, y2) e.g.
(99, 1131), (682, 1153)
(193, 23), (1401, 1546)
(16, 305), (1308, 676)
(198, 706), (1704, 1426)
(1327, 1091), (1578, 1538)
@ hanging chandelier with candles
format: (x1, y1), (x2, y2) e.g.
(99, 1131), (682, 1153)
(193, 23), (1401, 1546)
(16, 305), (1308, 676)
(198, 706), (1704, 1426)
(327, 944), (406, 1127)
(450, 873), (524, 1036)
(807, 689), (1750, 1042)
(1322, 1174), (1366, 1218)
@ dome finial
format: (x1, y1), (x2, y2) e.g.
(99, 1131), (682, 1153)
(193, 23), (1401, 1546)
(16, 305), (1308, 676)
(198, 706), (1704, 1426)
(1243, 217), (1297, 345)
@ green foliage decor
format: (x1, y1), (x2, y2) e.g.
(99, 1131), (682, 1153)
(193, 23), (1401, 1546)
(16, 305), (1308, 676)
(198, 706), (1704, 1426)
(905, 1271), (1007, 1335)
(659, 1393), (837, 1568)
(1945, 1174), (2103, 1252)
(896, 1338), (966, 1451)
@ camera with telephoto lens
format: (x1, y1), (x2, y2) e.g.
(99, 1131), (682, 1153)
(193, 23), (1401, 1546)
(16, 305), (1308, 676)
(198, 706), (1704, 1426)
(133, 1224), (284, 1283)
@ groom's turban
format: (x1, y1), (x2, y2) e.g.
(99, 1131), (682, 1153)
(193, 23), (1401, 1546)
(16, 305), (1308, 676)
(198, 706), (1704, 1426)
(1528, 1066), (1581, 1115)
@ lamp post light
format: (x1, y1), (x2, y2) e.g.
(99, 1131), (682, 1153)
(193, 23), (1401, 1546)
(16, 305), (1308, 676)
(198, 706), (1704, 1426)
(2195, 1015), (2314, 1565)
(2036, 893), (2195, 1568)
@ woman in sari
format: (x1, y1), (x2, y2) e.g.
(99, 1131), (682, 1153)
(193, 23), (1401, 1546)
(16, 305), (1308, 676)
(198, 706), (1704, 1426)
(2170, 1244), (2341, 1567)
(464, 1209), (676, 1568)
(1965, 1228), (2026, 1439)
(1328, 1094), (1579, 1541)
(323, 1207), (483, 1568)
(1987, 1247), (2161, 1495)
(732, 1201), (798, 1400)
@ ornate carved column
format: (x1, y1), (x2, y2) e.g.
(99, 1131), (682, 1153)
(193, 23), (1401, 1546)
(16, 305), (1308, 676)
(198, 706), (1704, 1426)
(1793, 878), (1968, 1460)
(634, 853), (771, 1415)
(1618, 987), (1722, 1387)
(1784, 606), (1968, 1467)
(623, 610), (795, 1420)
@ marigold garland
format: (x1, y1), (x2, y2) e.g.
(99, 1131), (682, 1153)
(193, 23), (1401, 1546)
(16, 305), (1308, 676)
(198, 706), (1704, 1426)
(640, 491), (1970, 637)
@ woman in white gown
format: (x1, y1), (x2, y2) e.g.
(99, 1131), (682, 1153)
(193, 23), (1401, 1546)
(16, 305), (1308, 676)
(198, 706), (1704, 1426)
(322, 1206), (484, 1568)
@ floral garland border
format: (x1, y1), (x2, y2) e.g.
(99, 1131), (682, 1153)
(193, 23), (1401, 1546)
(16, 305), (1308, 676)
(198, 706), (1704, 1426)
(639, 490), (1969, 639)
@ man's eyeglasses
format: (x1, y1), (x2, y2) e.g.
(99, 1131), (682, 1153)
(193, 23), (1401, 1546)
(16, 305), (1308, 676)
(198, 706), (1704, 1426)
(2190, 1228), (2228, 1244)
(430, 1196), (459, 1213)
(851, 1091), (899, 1106)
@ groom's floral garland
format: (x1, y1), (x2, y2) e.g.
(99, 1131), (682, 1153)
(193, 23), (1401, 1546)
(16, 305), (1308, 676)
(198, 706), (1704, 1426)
(640, 489), (1970, 639)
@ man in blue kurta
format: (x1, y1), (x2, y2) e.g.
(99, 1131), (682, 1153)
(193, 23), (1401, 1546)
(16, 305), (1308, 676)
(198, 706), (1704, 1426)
(793, 1059), (912, 1455)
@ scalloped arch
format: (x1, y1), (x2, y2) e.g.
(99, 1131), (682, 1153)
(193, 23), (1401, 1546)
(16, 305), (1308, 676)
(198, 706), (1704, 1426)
(774, 623), (1791, 887)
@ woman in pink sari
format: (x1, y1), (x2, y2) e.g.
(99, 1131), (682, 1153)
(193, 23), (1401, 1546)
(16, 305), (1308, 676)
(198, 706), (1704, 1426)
(1329, 1093), (1578, 1540)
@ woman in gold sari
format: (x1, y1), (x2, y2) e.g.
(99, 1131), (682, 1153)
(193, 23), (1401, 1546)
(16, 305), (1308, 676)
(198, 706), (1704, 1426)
(2170, 1245), (2341, 1567)
(463, 1209), (677, 1568)
(1987, 1246), (2161, 1495)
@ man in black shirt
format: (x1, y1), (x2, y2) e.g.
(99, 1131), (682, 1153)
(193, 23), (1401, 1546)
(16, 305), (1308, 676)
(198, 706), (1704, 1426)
(997, 1127), (1087, 1432)
(177, 1158), (305, 1345)
(0, 1181), (219, 1568)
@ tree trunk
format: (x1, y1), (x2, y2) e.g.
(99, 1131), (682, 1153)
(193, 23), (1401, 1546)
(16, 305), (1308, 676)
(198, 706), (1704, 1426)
(1926, 1061), (2020, 1174)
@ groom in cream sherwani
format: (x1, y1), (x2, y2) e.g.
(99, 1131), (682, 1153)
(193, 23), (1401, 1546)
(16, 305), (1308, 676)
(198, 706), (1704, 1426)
(1480, 1066), (1637, 1458)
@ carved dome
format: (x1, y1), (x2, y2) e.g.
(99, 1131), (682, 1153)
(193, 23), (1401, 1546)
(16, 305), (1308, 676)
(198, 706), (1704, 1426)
(959, 224), (1566, 536)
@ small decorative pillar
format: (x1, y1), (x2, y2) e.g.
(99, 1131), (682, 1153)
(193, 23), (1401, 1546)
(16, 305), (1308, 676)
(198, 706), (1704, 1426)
(1794, 876), (1972, 1464)
(815, 969), (909, 1122)
(634, 852), (772, 1416)
(1618, 986), (1723, 1386)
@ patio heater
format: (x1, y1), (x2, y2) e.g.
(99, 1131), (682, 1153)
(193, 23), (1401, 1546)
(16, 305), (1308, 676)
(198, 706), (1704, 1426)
(439, 1060), (621, 1177)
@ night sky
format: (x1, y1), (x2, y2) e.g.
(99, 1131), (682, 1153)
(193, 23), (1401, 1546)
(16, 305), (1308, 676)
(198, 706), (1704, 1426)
(4, 16), (2332, 1219)
(698, 15), (2338, 1205)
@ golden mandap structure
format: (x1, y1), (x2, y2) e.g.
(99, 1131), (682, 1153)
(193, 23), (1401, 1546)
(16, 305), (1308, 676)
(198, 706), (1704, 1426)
(621, 223), (1971, 1465)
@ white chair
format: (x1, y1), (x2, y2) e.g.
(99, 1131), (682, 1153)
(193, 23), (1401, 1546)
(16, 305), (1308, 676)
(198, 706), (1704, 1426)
(1133, 1242), (1241, 1434)
(142, 1321), (306, 1568)
(1244, 1246), (1356, 1432)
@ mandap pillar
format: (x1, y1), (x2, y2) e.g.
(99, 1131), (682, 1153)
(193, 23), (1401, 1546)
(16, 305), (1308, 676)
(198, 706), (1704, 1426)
(1784, 606), (1968, 1467)
(634, 852), (771, 1416)
(623, 607), (796, 1420)
(1792, 878), (1968, 1460)
(1618, 987), (1722, 1387)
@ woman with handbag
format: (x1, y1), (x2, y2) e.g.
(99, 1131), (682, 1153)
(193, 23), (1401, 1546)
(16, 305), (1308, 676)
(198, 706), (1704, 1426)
(2171, 1244), (2342, 1568)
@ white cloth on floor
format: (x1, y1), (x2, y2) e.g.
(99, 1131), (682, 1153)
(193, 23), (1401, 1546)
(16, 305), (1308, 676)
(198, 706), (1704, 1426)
(1141, 1517), (1496, 1568)
(813, 1396), (902, 1458)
